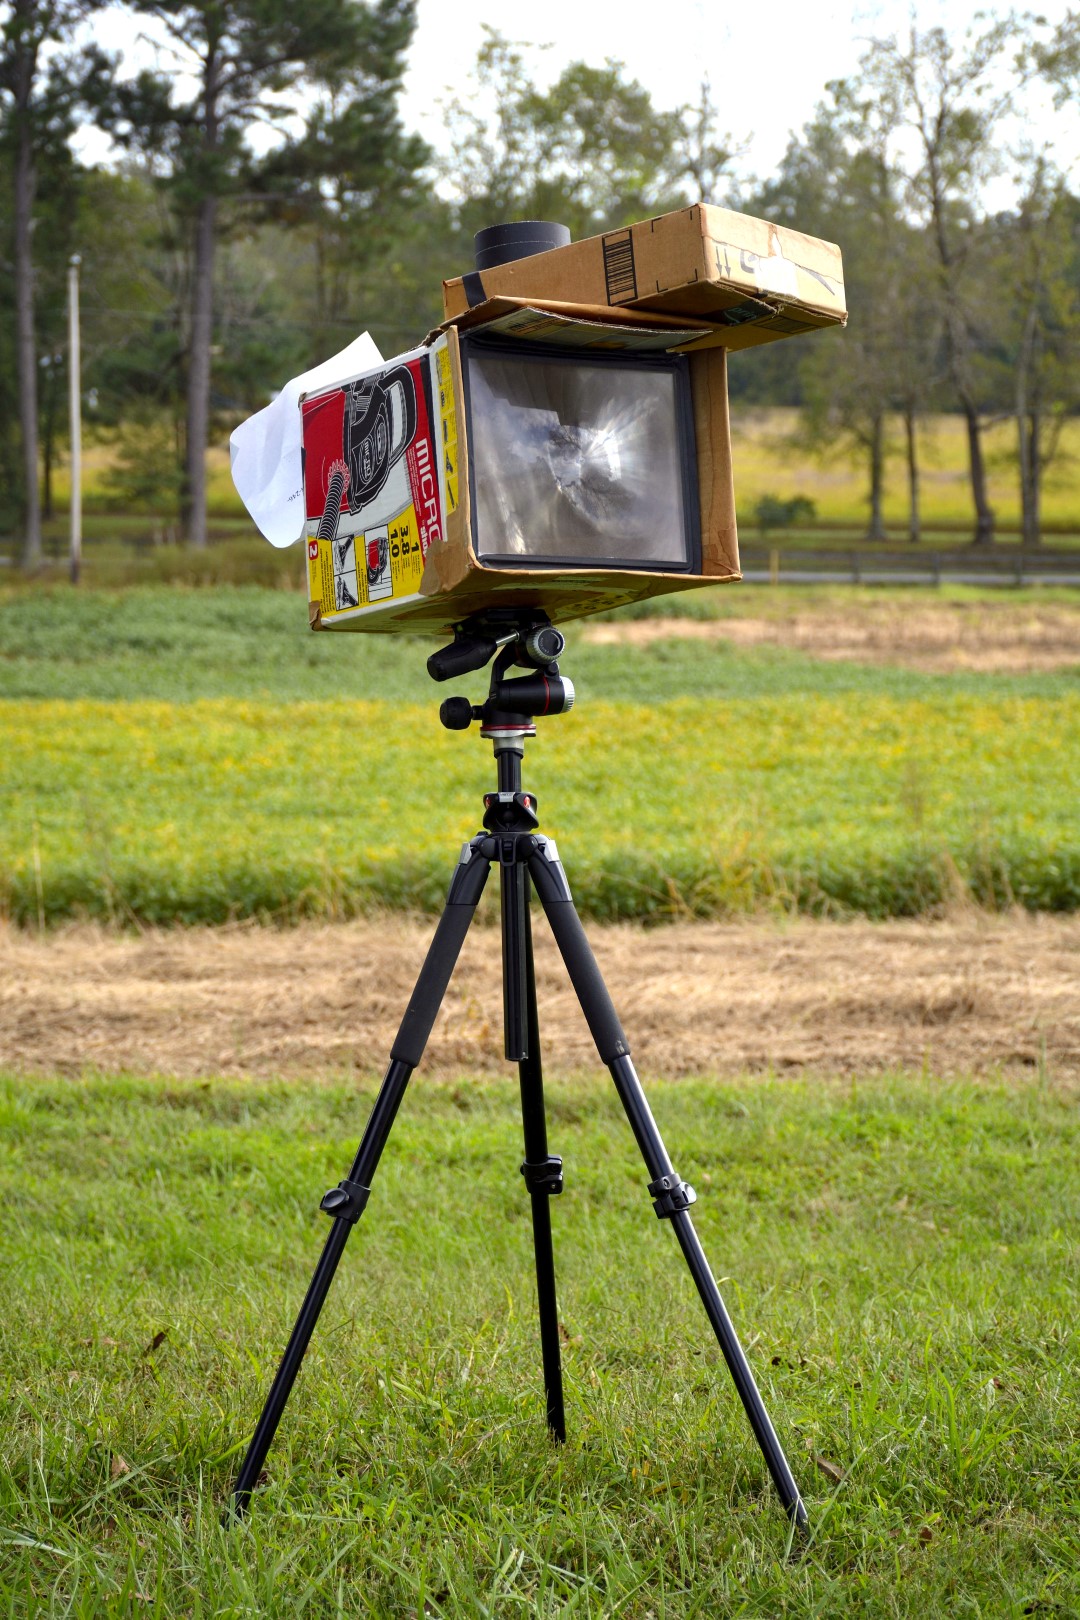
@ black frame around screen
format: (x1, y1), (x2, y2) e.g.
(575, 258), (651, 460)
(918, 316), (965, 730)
(459, 335), (702, 574)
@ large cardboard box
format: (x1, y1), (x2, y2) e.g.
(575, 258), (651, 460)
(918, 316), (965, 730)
(444, 204), (846, 351)
(301, 303), (740, 635)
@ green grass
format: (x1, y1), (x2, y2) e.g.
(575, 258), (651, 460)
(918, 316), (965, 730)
(2, 691), (1078, 925)
(1, 587), (1078, 925)
(0, 1069), (1076, 1616)
(728, 408), (1080, 532)
(593, 578), (1080, 623)
(2, 583), (1079, 704)
(739, 527), (1080, 552)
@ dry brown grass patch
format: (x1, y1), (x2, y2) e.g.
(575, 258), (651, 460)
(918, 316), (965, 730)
(2, 911), (1076, 1085)
(582, 600), (1080, 673)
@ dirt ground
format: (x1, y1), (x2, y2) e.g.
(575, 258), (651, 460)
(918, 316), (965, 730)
(2, 910), (1077, 1085)
(581, 600), (1080, 674)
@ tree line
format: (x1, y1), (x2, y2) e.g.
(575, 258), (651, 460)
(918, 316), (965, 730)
(2, 2), (1079, 566)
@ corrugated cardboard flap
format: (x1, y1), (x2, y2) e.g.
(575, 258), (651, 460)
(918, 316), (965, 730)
(433, 297), (714, 352)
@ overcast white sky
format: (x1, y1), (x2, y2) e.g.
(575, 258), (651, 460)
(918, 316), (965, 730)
(82, 0), (1078, 195)
(402, 0), (1076, 186)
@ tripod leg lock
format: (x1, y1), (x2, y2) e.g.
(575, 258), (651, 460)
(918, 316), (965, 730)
(648, 1172), (697, 1219)
(320, 1178), (372, 1224)
(520, 1155), (564, 1195)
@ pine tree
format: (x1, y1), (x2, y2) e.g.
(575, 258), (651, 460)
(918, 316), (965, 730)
(0, 0), (110, 566)
(109, 0), (419, 547)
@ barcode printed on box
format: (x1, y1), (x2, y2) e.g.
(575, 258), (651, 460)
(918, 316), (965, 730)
(602, 231), (637, 304)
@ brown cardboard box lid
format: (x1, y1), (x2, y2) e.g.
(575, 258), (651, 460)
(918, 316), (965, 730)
(444, 204), (846, 348)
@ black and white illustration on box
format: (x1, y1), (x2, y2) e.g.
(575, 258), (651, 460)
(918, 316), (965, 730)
(364, 525), (393, 600)
(332, 533), (359, 610)
(343, 367), (417, 514)
(303, 366), (423, 566)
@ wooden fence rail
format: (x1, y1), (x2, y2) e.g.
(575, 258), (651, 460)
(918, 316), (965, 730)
(739, 547), (1080, 587)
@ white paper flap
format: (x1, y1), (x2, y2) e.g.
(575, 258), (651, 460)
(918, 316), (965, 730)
(229, 333), (384, 548)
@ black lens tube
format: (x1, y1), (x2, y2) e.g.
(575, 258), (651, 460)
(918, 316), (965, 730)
(474, 221), (571, 270)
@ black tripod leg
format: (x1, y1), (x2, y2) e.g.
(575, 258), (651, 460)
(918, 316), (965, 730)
(504, 865), (566, 1440)
(229, 842), (491, 1515)
(529, 845), (808, 1530)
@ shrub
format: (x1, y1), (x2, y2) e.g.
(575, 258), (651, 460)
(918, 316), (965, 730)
(754, 494), (817, 537)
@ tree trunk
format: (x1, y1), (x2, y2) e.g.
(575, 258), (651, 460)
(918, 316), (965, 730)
(1019, 413), (1041, 548)
(960, 398), (994, 546)
(904, 405), (921, 543)
(184, 43), (221, 552)
(924, 149), (995, 548)
(946, 298), (995, 546)
(12, 27), (42, 570)
(1016, 302), (1039, 549)
(184, 190), (217, 549)
(1017, 419), (1038, 549)
(865, 412), (887, 541)
(944, 305), (995, 545)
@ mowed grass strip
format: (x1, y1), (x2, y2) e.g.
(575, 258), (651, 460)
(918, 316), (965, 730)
(0, 1070), (1076, 1616)
(7, 583), (1079, 705)
(1, 694), (1078, 925)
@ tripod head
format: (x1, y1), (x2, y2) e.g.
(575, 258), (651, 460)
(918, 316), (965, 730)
(428, 610), (575, 742)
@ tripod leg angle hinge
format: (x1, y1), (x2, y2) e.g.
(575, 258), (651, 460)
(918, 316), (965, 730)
(320, 1179), (372, 1223)
(520, 1155), (564, 1195)
(648, 1172), (697, 1219)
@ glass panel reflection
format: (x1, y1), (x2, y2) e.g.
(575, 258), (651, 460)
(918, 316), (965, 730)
(468, 351), (690, 568)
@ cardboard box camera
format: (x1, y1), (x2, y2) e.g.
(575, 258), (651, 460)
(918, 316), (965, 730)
(302, 305), (744, 636)
(300, 204), (846, 637)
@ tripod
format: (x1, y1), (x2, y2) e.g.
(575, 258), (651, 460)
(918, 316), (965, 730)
(230, 617), (807, 1530)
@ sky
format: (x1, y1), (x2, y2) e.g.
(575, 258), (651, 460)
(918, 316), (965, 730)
(400, 0), (1076, 188)
(81, 0), (1078, 196)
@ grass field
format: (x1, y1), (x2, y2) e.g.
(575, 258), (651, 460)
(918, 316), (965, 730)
(7, 582), (1080, 702)
(729, 410), (1080, 534)
(15, 408), (1080, 548)
(2, 562), (1077, 1614)
(3, 693), (1078, 926)
(1, 588), (1078, 925)
(5, 518), (305, 590)
(10, 520), (1080, 597)
(1, 1069), (1076, 1617)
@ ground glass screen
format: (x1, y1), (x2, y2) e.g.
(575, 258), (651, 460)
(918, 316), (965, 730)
(465, 348), (696, 570)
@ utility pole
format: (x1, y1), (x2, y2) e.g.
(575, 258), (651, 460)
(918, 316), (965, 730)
(68, 255), (82, 584)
